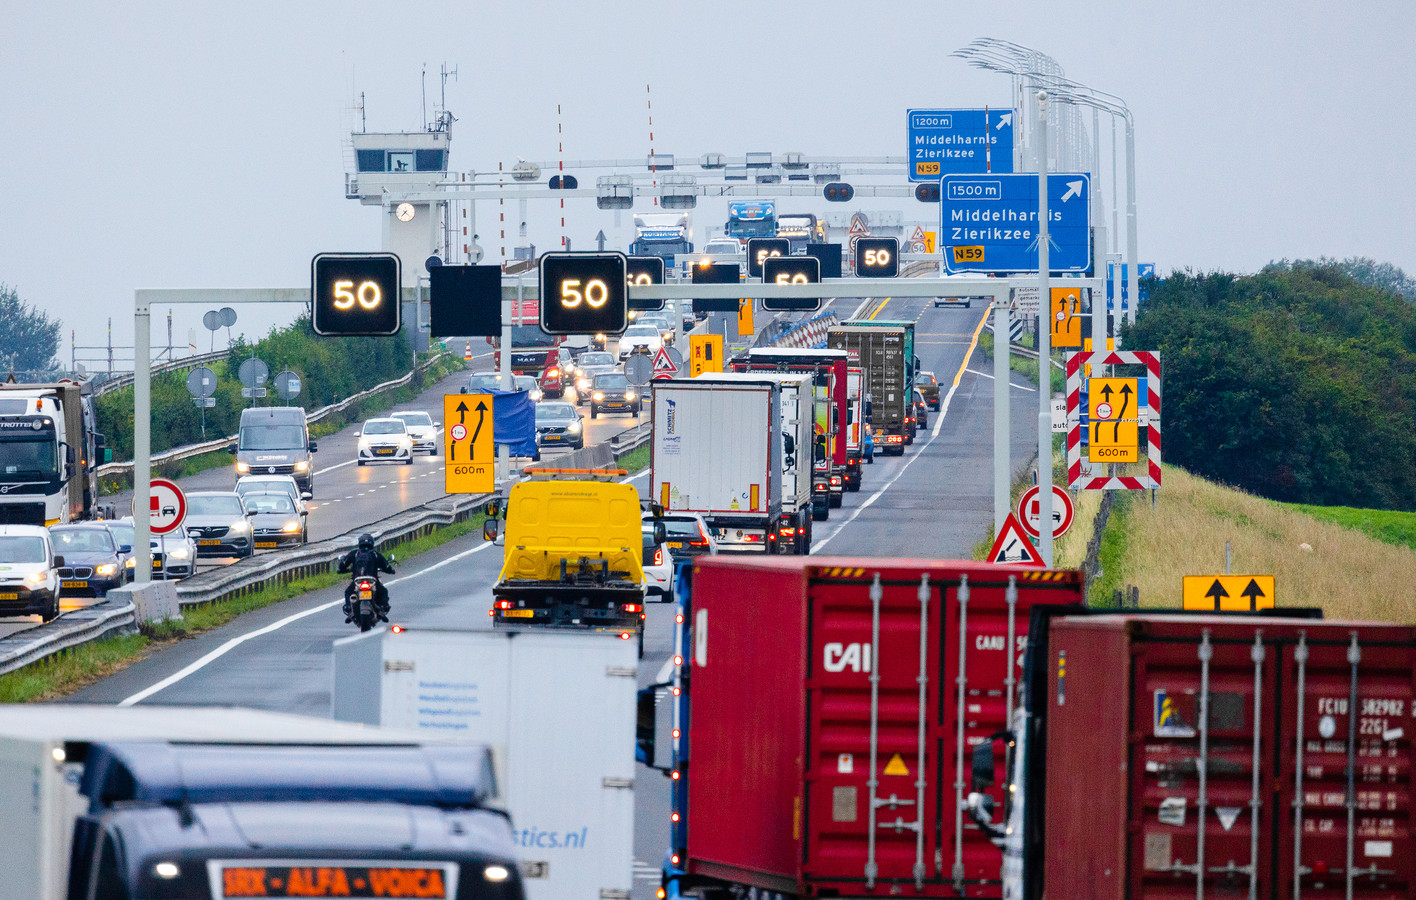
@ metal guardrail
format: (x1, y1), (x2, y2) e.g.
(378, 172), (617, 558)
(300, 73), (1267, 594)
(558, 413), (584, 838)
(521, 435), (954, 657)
(91, 350), (228, 398)
(0, 417), (647, 678)
(94, 353), (450, 479)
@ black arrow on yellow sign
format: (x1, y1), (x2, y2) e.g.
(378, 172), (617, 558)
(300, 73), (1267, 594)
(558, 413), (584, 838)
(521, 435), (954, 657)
(1240, 578), (1266, 608)
(1115, 383), (1132, 442)
(1204, 579), (1229, 608)
(471, 401), (487, 446)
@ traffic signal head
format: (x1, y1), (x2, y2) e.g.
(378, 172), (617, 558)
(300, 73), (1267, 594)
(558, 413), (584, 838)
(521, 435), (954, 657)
(823, 182), (855, 202)
(539, 253), (628, 336)
(311, 253), (402, 336)
(548, 174), (579, 190)
(915, 183), (941, 203)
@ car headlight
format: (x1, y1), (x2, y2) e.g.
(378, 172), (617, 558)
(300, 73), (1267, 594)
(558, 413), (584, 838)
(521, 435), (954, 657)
(593, 392), (604, 401)
(27, 571), (45, 584)
(357, 438), (371, 450)
(235, 462), (250, 473)
(567, 421), (582, 433)
(96, 563), (117, 576)
(399, 437), (412, 448)
(282, 521), (300, 533)
(577, 378), (591, 390)
(229, 519), (250, 533)
(294, 460), (309, 472)
(167, 547), (190, 559)
(625, 390), (636, 401)
(595, 333), (606, 341)
(125, 557), (135, 568)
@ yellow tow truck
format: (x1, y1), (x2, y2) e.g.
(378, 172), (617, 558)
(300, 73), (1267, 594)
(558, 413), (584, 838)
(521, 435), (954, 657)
(483, 468), (653, 644)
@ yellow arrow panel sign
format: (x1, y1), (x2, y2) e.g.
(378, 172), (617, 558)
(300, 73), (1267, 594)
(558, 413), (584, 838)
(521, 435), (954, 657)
(738, 299), (755, 337)
(444, 393), (494, 494)
(1183, 575), (1276, 611)
(1050, 287), (1084, 349)
(1088, 376), (1140, 463)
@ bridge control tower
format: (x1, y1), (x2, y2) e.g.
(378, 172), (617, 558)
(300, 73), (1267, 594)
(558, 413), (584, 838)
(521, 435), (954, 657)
(344, 113), (454, 289)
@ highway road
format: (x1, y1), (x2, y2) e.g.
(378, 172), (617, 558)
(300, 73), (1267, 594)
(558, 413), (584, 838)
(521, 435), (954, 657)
(69, 294), (1044, 899)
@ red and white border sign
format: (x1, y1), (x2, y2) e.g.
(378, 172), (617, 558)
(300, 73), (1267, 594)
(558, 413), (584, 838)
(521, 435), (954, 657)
(1065, 350), (1162, 490)
(1018, 485), (1075, 539)
(141, 478), (187, 535)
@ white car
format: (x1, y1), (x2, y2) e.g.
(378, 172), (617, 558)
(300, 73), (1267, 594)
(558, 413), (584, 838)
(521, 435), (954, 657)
(702, 238), (742, 257)
(357, 417), (414, 465)
(390, 410), (438, 454)
(0, 524), (62, 621)
(236, 474), (308, 511)
(111, 517), (198, 580)
(618, 324), (663, 360)
(641, 519), (675, 604)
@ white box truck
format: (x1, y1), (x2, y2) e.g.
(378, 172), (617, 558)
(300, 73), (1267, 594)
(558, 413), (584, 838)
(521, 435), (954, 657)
(333, 627), (637, 900)
(650, 377), (782, 552)
(0, 704), (520, 900)
(693, 372), (815, 553)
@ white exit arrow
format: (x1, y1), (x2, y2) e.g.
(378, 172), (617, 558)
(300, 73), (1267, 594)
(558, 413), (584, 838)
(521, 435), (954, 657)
(996, 113), (1012, 130)
(1061, 180), (1084, 202)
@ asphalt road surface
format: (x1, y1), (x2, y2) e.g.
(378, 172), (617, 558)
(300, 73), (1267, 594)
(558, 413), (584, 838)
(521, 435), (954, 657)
(70, 294), (1044, 899)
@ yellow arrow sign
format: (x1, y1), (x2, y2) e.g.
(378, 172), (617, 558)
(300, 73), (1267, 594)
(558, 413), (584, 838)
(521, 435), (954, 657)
(1050, 287), (1084, 349)
(1088, 377), (1140, 463)
(1182, 575), (1276, 611)
(444, 393), (494, 494)
(690, 334), (724, 377)
(737, 299), (755, 337)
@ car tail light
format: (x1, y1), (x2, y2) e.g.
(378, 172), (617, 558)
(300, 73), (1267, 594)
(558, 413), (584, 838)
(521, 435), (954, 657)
(495, 600), (514, 610)
(653, 547), (664, 566)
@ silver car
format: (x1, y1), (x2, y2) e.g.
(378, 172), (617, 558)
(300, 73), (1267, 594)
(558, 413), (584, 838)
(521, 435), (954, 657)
(184, 492), (254, 559)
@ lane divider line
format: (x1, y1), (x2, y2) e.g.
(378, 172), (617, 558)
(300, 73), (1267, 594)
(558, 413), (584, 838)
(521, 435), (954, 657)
(811, 308), (989, 552)
(966, 369), (1039, 392)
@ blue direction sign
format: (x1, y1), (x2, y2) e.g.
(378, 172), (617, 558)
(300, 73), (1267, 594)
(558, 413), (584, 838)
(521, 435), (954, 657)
(1106, 262), (1157, 311)
(941, 173), (1091, 274)
(907, 108), (1014, 181)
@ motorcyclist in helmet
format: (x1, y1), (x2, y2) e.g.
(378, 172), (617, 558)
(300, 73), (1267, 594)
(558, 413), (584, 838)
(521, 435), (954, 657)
(338, 533), (395, 622)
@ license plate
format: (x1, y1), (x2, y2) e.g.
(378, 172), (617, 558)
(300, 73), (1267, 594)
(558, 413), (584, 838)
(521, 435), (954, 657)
(604, 401), (625, 408)
(358, 589), (373, 600)
(0, 593), (17, 600)
(255, 541), (277, 548)
(199, 539), (221, 546)
(668, 541), (684, 549)
(374, 447), (395, 455)
(62, 581), (87, 589)
(153, 559), (163, 568)
(502, 609), (535, 618)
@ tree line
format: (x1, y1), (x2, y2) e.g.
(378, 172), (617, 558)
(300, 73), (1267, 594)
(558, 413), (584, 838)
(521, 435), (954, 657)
(1125, 259), (1416, 510)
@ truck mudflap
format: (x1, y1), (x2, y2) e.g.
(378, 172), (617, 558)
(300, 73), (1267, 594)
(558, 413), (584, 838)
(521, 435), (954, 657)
(493, 556), (644, 632)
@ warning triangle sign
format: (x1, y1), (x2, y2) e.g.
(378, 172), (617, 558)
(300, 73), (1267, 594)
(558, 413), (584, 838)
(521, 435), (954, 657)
(849, 214), (868, 237)
(911, 225), (926, 242)
(883, 753), (910, 776)
(986, 513), (1046, 567)
(653, 347), (677, 373)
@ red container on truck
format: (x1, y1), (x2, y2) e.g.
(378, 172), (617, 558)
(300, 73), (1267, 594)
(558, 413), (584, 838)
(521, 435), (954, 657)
(1012, 613), (1416, 900)
(669, 556), (1086, 898)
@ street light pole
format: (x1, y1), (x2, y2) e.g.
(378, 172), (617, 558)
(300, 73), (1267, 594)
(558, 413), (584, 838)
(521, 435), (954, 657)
(1036, 91), (1054, 568)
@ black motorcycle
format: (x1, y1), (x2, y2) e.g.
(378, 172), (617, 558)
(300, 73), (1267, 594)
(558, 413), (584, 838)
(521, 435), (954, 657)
(348, 575), (385, 632)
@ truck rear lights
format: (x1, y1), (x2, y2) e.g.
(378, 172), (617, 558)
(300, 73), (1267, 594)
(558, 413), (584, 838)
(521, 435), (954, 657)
(495, 600), (514, 610)
(744, 534), (762, 542)
(886, 435), (904, 443)
(781, 527), (797, 536)
(619, 632), (632, 640)
(622, 603), (643, 614)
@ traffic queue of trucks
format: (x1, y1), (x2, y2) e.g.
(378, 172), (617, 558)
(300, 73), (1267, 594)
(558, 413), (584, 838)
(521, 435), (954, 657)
(827, 321), (919, 455)
(645, 556), (1416, 900)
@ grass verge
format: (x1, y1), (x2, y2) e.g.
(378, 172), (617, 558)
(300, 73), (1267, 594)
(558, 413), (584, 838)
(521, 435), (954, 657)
(976, 331), (1064, 394)
(1283, 503), (1416, 552)
(618, 444), (649, 474)
(0, 509), (488, 702)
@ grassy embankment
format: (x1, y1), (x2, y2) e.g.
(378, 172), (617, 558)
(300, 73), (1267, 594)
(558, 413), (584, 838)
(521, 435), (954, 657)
(0, 434), (653, 702)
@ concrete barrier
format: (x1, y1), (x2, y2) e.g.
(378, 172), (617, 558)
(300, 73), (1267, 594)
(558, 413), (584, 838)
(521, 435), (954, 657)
(108, 581), (181, 624)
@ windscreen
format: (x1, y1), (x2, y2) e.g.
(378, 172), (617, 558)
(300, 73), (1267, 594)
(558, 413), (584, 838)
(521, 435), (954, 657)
(106, 525), (134, 548)
(595, 374), (630, 390)
(395, 412), (433, 426)
(51, 529), (114, 553)
(189, 496), (244, 517)
(0, 536), (46, 562)
(537, 404), (577, 422)
(363, 420), (405, 435)
(511, 325), (555, 347)
(0, 436), (57, 478)
(238, 425), (304, 451)
(243, 493), (295, 514)
(662, 518), (707, 539)
(580, 353), (615, 367)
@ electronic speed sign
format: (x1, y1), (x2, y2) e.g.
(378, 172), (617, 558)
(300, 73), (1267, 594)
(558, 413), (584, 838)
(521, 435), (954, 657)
(539, 252), (628, 335)
(854, 237), (899, 278)
(626, 256), (666, 311)
(311, 253), (401, 336)
(746, 238), (790, 279)
(761, 256), (821, 311)
(691, 262), (741, 313)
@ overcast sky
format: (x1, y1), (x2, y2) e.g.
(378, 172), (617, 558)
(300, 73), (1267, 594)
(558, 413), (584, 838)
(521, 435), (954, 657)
(4, 0), (1413, 360)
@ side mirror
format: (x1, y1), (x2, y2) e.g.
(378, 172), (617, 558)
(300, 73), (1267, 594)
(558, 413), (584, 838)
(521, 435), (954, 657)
(482, 519), (500, 542)
(387, 554), (397, 565)
(783, 434), (796, 456)
(227, 444), (237, 455)
(654, 522), (668, 545)
(864, 400), (874, 420)
(484, 500), (502, 519)
(814, 436), (827, 462)
(118, 544), (132, 554)
(53, 555), (65, 568)
(970, 739), (996, 791)
(301, 492), (313, 501)
(309, 441), (318, 452)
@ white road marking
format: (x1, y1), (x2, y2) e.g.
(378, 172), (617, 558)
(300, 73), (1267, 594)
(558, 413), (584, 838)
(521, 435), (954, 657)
(966, 369), (1038, 392)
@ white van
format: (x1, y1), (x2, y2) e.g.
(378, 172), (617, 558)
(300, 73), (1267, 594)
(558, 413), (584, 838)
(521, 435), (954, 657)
(0, 524), (62, 621)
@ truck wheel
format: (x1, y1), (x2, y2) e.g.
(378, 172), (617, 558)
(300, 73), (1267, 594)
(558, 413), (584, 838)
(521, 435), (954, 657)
(830, 493), (842, 509)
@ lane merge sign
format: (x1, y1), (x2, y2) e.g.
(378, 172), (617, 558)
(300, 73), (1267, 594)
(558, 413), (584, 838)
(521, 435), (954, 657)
(941, 173), (1091, 274)
(444, 394), (493, 494)
(907, 108), (1015, 181)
